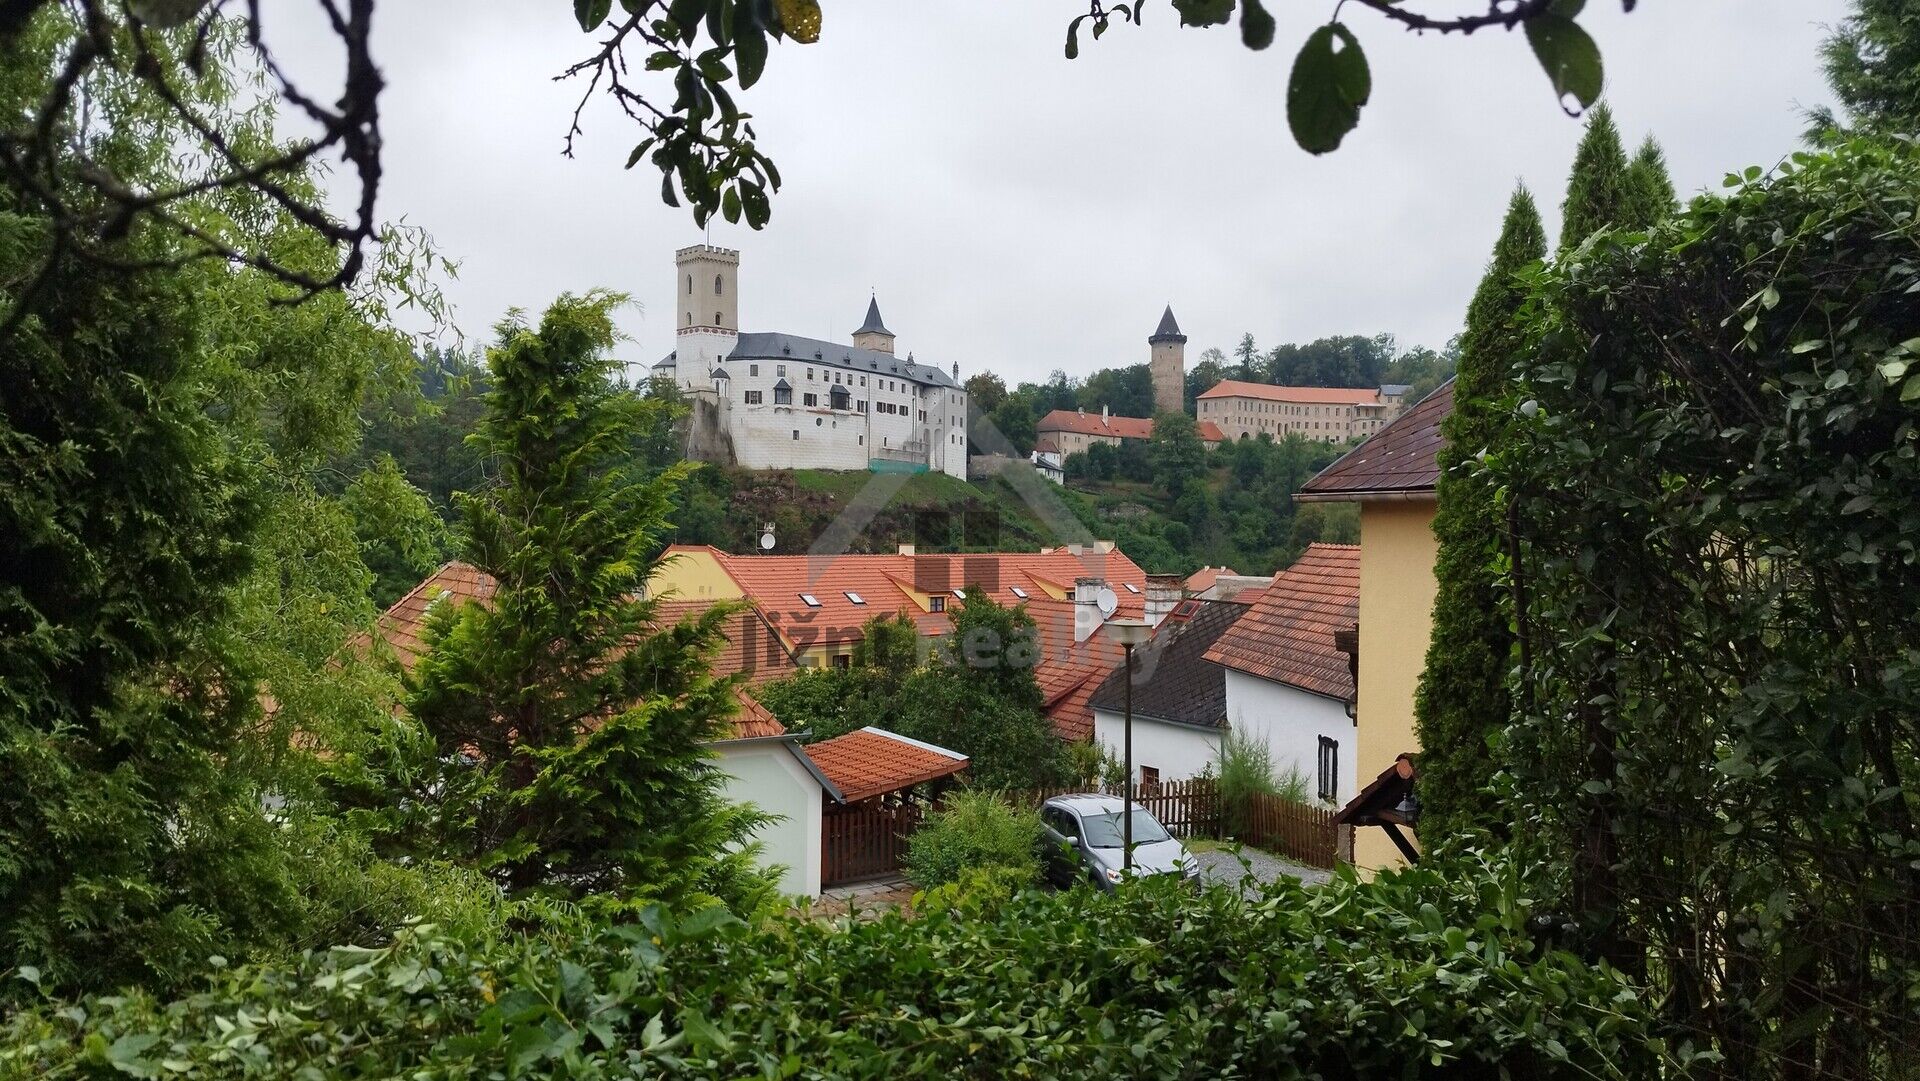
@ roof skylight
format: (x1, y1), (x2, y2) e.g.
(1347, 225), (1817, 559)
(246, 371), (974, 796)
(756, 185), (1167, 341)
(1009, 586), (1029, 599)
(1123, 583), (1142, 594)
(845, 591), (866, 605)
(952, 589), (966, 599)
(800, 593), (822, 607)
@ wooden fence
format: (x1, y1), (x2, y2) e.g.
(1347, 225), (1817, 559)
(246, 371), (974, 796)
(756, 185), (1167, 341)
(821, 799), (923, 886)
(1011, 778), (1342, 869)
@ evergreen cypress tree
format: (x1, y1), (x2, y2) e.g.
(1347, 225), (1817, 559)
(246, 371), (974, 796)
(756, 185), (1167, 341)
(1412, 185), (1547, 842)
(1623, 135), (1677, 230)
(1559, 103), (1631, 251)
(408, 292), (775, 910)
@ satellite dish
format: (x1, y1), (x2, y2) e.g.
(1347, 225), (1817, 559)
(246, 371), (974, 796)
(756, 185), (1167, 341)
(1095, 587), (1118, 619)
(759, 531), (776, 551)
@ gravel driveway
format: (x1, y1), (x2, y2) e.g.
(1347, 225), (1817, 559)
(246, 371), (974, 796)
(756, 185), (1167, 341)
(1193, 846), (1333, 892)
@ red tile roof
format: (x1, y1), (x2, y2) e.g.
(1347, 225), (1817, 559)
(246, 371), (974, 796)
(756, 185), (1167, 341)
(691, 546), (1151, 652)
(803, 727), (968, 803)
(1296, 379), (1454, 500)
(371, 562), (796, 740)
(1197, 380), (1390, 405)
(1183, 565), (1237, 595)
(1203, 543), (1360, 701)
(1028, 599), (1130, 742)
(1035, 410), (1224, 444)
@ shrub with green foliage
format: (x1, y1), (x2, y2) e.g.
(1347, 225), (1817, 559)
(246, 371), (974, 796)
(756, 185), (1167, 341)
(0, 853), (1706, 1079)
(903, 791), (1043, 890)
(1499, 135), (1920, 1074)
(1214, 729), (1306, 837)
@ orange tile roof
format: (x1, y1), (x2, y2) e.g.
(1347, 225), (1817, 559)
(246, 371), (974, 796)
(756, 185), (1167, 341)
(1196, 380), (1389, 405)
(1203, 543), (1359, 701)
(1028, 598), (1133, 742)
(1297, 379), (1453, 499)
(1036, 410), (1225, 444)
(1184, 565), (1237, 595)
(803, 727), (968, 803)
(371, 562), (795, 740)
(698, 546), (1150, 652)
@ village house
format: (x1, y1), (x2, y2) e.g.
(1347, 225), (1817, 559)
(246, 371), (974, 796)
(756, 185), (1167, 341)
(1197, 380), (1410, 443)
(1294, 379), (1453, 869)
(1084, 596), (1252, 788)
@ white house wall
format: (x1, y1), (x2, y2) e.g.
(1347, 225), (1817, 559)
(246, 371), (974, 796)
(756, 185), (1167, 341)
(713, 741), (824, 897)
(1091, 708), (1222, 786)
(1222, 668), (1357, 807)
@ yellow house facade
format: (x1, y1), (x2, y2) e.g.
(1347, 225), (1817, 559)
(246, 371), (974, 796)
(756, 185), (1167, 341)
(1296, 380), (1453, 871)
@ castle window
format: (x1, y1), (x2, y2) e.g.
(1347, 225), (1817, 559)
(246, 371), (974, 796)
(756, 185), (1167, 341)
(749, 364), (759, 376)
(803, 393), (818, 407)
(807, 368), (814, 380)
(791, 430), (799, 440)
(777, 364), (786, 377)
(715, 311), (722, 324)
(714, 274), (724, 295)
(774, 383), (792, 405)
(816, 417), (823, 426)
(744, 390), (763, 404)
(686, 275), (692, 295)
(830, 386), (850, 411)
(856, 400), (867, 413)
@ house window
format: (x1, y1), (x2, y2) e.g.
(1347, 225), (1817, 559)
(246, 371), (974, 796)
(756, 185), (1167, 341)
(929, 596), (946, 613)
(832, 653), (851, 670)
(1139, 765), (1160, 792)
(1317, 737), (1339, 802)
(744, 390), (763, 404)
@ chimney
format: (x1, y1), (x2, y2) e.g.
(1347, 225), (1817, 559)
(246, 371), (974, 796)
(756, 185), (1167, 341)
(1072, 576), (1105, 643)
(1101, 403), (1109, 422)
(1093, 539), (1115, 554)
(897, 543), (915, 556)
(1145, 574), (1184, 624)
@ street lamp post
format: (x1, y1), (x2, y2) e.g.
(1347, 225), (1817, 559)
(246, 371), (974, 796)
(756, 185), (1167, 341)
(1104, 619), (1152, 875)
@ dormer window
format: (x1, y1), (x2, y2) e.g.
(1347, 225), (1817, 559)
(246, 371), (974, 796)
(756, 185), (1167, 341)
(929, 596), (946, 613)
(845, 591), (865, 605)
(800, 593), (821, 607)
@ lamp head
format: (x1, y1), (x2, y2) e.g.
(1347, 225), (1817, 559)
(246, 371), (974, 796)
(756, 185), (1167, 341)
(1104, 619), (1152, 647)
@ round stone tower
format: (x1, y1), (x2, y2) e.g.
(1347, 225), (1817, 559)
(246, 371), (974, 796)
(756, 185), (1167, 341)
(1149, 305), (1186, 416)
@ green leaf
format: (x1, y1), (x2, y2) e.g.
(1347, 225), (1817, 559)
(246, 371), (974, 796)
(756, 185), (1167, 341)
(129, 0), (210, 28)
(1902, 374), (1920, 402)
(625, 138), (656, 170)
(1174, 0), (1234, 28)
(736, 22), (769, 88)
(682, 1009), (733, 1051)
(1287, 24), (1371, 155)
(1524, 14), (1603, 114)
(574, 0), (612, 31)
(1065, 16), (1082, 60)
(1240, 0), (1275, 51)
(1824, 370), (1849, 390)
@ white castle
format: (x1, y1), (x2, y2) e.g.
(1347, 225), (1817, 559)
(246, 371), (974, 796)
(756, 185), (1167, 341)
(651, 245), (969, 480)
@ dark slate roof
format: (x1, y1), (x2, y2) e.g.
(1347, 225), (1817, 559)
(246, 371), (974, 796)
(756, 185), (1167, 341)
(855, 296), (891, 336)
(1085, 598), (1253, 731)
(1149, 305), (1186, 343)
(1379, 383), (1412, 397)
(710, 365), (731, 380)
(726, 332), (958, 389)
(772, 377), (791, 390)
(1295, 378), (1454, 500)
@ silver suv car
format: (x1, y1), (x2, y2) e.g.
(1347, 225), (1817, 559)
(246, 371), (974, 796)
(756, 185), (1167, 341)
(1039, 794), (1200, 891)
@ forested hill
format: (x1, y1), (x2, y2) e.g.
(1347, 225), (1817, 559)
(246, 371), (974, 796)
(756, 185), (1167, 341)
(333, 350), (1354, 591)
(963, 331), (1456, 458)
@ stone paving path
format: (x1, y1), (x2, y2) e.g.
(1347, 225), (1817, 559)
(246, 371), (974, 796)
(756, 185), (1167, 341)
(1193, 846), (1333, 892)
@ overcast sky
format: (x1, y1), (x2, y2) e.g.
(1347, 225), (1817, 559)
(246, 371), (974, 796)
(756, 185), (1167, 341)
(283, 2), (1845, 387)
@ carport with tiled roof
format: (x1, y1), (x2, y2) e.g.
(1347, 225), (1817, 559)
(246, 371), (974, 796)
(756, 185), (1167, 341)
(805, 727), (969, 886)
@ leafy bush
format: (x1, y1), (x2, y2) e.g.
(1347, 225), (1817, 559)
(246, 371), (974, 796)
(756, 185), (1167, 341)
(1214, 729), (1309, 837)
(902, 791), (1042, 890)
(0, 853), (1706, 1079)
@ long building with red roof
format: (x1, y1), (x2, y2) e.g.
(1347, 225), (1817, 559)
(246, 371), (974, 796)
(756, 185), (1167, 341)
(1197, 379), (1410, 444)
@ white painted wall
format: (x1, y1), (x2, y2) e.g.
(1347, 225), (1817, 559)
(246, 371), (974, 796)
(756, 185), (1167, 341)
(713, 741), (825, 897)
(1092, 707), (1221, 784)
(1222, 669), (1357, 807)
(1092, 671), (1357, 807)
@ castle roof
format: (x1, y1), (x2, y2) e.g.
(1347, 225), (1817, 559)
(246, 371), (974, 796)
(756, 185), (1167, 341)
(855, 295), (891, 337)
(1150, 305), (1186, 343)
(725, 332), (959, 389)
(1197, 380), (1389, 406)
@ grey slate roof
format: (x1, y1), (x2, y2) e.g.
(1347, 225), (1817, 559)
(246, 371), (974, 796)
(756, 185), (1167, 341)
(1150, 305), (1186, 343)
(856, 296), (891, 336)
(1085, 598), (1252, 731)
(726, 331), (959, 389)
(710, 365), (730, 380)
